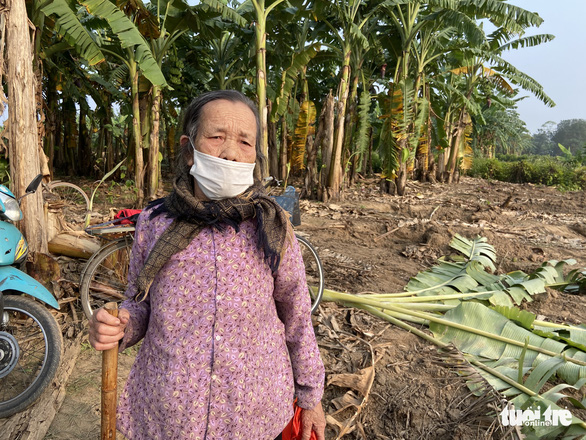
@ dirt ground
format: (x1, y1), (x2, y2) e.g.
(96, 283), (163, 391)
(43, 176), (586, 440)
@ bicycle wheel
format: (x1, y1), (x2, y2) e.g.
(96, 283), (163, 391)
(44, 181), (90, 227)
(295, 235), (324, 314)
(80, 238), (133, 320)
(0, 295), (63, 418)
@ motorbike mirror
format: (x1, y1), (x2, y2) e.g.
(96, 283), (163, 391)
(25, 174), (44, 194)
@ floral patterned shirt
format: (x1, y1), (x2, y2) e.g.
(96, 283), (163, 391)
(116, 209), (325, 440)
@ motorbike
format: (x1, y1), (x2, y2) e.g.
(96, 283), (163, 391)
(0, 174), (63, 418)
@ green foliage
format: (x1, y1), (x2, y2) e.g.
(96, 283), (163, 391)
(0, 158), (9, 184)
(371, 151), (382, 173)
(551, 119), (586, 156)
(467, 156), (586, 191)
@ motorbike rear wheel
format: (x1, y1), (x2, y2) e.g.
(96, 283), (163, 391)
(0, 295), (63, 418)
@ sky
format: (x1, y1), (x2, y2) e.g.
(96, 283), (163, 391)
(501, 0), (586, 134)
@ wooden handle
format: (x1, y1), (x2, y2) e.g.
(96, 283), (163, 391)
(101, 302), (119, 440)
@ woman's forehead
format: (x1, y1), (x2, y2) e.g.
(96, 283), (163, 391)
(200, 100), (257, 134)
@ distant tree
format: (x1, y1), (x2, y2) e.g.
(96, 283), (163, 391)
(531, 121), (556, 156)
(472, 100), (531, 157)
(551, 119), (586, 155)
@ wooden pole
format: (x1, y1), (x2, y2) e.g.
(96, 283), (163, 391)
(101, 303), (119, 440)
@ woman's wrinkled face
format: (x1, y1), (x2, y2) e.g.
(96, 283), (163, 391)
(193, 99), (257, 164)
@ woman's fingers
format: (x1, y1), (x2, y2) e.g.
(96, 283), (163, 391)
(300, 402), (326, 440)
(89, 307), (129, 351)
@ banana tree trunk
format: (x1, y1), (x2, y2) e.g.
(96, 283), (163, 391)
(278, 116), (288, 181)
(344, 74), (359, 187)
(78, 97), (92, 176)
(130, 65), (144, 207)
(446, 110), (466, 184)
(254, 1), (268, 178)
(45, 72), (57, 179)
(5, 0), (48, 253)
(326, 49), (351, 201)
(105, 107), (114, 173)
(63, 97), (77, 175)
(147, 85), (161, 200)
(362, 126), (374, 177)
(307, 97), (327, 199)
(268, 120), (279, 179)
(302, 135), (317, 199)
(426, 110), (436, 184)
(319, 92), (335, 202)
(396, 138), (408, 196)
(165, 101), (178, 175)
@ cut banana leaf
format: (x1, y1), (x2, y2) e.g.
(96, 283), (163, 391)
(430, 302), (586, 385)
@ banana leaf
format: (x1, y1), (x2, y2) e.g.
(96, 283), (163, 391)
(272, 44), (320, 121)
(41, 0), (105, 65)
(80, 0), (167, 87)
(470, 356), (586, 439)
(430, 302), (586, 385)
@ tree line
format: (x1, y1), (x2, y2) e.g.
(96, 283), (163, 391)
(1, 0), (556, 216)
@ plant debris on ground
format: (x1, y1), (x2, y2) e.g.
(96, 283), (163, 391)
(43, 176), (586, 440)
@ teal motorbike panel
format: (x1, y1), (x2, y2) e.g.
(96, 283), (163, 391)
(0, 185), (15, 199)
(0, 223), (26, 265)
(0, 266), (60, 309)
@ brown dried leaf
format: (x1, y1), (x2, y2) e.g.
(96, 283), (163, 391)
(327, 366), (374, 396)
(330, 391), (362, 413)
(325, 414), (356, 436)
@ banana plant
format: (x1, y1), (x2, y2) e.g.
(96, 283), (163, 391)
(207, 31), (248, 90)
(247, 0), (290, 177)
(439, 25), (555, 182)
(379, 0), (486, 194)
(312, 0), (380, 201)
(321, 234), (586, 438)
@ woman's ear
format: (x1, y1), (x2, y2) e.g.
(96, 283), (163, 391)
(180, 135), (194, 166)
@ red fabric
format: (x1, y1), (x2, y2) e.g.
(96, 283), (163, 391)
(282, 402), (317, 440)
(114, 209), (142, 224)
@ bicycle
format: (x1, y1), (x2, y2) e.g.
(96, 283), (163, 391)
(42, 180), (91, 227)
(79, 191), (324, 319)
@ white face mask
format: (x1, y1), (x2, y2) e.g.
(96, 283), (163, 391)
(189, 146), (255, 200)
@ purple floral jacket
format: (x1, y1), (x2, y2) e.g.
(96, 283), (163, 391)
(116, 209), (325, 440)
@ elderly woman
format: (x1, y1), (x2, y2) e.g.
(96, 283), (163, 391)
(89, 90), (326, 440)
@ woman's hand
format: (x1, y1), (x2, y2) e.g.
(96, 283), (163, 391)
(89, 307), (130, 351)
(300, 402), (326, 440)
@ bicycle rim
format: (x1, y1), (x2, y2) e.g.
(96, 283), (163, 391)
(296, 235), (324, 314)
(80, 239), (133, 319)
(45, 182), (90, 227)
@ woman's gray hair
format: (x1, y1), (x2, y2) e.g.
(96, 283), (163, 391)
(180, 90), (266, 178)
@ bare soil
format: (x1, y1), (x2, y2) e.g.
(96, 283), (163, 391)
(44, 176), (586, 440)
